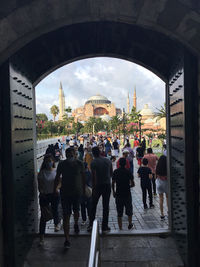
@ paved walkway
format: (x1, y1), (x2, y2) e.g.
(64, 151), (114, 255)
(45, 159), (168, 235)
(24, 236), (183, 267)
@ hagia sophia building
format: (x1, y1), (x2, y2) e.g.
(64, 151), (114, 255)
(58, 83), (166, 130)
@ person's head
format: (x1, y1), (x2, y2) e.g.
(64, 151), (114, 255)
(111, 156), (116, 162)
(41, 154), (55, 170)
(147, 148), (153, 154)
(65, 147), (76, 159)
(142, 158), (148, 166)
(107, 150), (112, 156)
(54, 142), (59, 149)
(119, 157), (126, 168)
(123, 150), (129, 158)
(156, 155), (167, 176)
(92, 146), (100, 157)
(163, 144), (167, 150)
(58, 139), (60, 142)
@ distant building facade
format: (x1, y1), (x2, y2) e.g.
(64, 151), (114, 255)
(72, 94), (121, 122)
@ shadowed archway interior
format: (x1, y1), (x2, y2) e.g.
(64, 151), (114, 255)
(0, 20), (199, 267)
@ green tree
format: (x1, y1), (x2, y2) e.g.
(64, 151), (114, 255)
(36, 113), (48, 122)
(65, 106), (72, 113)
(154, 104), (166, 120)
(72, 121), (84, 137)
(129, 106), (141, 123)
(50, 105), (59, 122)
(84, 117), (105, 134)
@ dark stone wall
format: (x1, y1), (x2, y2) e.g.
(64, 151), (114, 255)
(0, 0), (200, 65)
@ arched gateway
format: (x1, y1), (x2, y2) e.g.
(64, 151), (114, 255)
(0, 1), (199, 266)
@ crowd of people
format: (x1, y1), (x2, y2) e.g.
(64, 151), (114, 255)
(38, 135), (168, 248)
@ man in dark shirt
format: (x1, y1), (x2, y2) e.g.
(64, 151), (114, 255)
(54, 147), (85, 249)
(137, 158), (154, 209)
(88, 146), (113, 232)
(136, 143), (144, 166)
(112, 158), (135, 230)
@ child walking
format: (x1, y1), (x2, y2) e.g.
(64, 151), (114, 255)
(137, 158), (154, 209)
(112, 158), (135, 230)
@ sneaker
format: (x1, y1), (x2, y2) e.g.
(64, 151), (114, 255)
(160, 215), (165, 220)
(144, 204), (148, 209)
(150, 204), (155, 208)
(81, 220), (86, 226)
(64, 240), (71, 249)
(87, 225), (92, 232)
(54, 224), (60, 232)
(128, 223), (133, 230)
(74, 224), (80, 233)
(102, 226), (111, 233)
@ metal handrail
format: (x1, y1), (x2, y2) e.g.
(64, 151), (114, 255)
(88, 220), (101, 267)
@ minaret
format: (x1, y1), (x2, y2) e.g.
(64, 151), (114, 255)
(133, 86), (137, 110)
(59, 82), (65, 120)
(127, 92), (130, 113)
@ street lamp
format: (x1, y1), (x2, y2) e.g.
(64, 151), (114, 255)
(138, 114), (142, 142)
(93, 123), (96, 135)
(122, 108), (127, 145)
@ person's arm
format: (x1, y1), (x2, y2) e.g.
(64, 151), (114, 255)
(149, 169), (153, 179)
(91, 162), (97, 189)
(130, 173), (135, 187)
(137, 168), (141, 178)
(81, 163), (86, 195)
(112, 172), (116, 197)
(110, 162), (113, 177)
(54, 163), (62, 194)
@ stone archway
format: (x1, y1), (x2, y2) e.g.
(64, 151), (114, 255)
(0, 1), (199, 266)
(94, 107), (109, 116)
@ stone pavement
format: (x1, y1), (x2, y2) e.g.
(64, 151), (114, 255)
(24, 236), (183, 267)
(45, 159), (168, 235)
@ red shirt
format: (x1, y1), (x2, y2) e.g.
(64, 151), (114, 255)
(117, 158), (130, 169)
(134, 140), (139, 147)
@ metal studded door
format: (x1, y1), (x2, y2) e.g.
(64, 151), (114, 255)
(1, 60), (38, 267)
(168, 51), (199, 266)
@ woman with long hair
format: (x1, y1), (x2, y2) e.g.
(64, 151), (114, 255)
(156, 155), (168, 220)
(38, 154), (60, 245)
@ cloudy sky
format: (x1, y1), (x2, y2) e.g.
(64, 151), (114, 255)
(35, 57), (165, 120)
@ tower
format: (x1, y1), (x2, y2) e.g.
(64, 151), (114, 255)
(127, 92), (130, 113)
(59, 82), (65, 120)
(133, 86), (137, 110)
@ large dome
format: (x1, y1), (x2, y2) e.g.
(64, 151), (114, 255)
(140, 104), (154, 116)
(85, 94), (111, 104)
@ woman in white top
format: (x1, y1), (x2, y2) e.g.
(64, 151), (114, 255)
(38, 154), (60, 244)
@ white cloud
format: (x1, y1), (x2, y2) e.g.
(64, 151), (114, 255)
(35, 57), (165, 119)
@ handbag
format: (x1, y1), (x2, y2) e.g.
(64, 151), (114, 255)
(85, 185), (92, 198)
(41, 205), (53, 222)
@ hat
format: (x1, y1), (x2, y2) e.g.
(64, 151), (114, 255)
(123, 149), (129, 154)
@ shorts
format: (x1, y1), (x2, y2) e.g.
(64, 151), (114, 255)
(115, 194), (133, 217)
(61, 195), (80, 216)
(156, 178), (168, 194)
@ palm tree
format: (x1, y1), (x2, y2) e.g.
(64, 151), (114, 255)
(50, 105), (59, 122)
(154, 104), (166, 120)
(129, 106), (141, 123)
